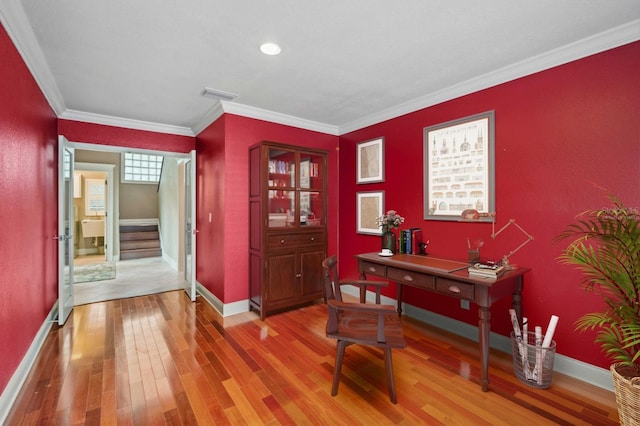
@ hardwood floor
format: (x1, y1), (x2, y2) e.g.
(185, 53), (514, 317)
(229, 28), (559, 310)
(6, 291), (619, 425)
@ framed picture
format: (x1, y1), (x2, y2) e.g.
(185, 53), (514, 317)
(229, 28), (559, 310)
(356, 191), (384, 235)
(423, 110), (495, 221)
(356, 137), (384, 183)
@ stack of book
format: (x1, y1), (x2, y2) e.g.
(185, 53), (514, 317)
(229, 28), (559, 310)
(399, 228), (422, 254)
(468, 262), (507, 278)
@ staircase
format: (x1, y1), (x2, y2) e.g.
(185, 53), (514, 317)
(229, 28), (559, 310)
(120, 224), (162, 260)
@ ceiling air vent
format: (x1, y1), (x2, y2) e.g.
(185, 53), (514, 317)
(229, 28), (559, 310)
(201, 87), (238, 101)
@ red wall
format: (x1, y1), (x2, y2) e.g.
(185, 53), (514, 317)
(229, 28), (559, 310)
(338, 42), (640, 369)
(0, 24), (58, 393)
(58, 120), (195, 153)
(194, 116), (226, 299)
(196, 114), (339, 303)
(1, 13), (636, 400)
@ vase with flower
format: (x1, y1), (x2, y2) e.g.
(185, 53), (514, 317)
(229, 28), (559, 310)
(376, 210), (405, 254)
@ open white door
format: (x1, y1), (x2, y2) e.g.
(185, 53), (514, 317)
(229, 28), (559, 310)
(184, 150), (197, 301)
(57, 136), (75, 325)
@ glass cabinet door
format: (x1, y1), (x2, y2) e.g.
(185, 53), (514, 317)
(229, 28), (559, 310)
(267, 147), (325, 228)
(298, 152), (324, 227)
(267, 147), (296, 228)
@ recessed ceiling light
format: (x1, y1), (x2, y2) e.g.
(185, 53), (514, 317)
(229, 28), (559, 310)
(260, 42), (281, 56)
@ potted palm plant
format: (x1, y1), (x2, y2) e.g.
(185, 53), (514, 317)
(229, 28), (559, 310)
(555, 194), (640, 425)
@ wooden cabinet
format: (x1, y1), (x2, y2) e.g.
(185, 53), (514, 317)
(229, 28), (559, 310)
(249, 141), (328, 319)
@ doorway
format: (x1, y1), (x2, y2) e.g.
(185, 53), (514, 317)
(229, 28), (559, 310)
(61, 140), (195, 307)
(73, 163), (114, 269)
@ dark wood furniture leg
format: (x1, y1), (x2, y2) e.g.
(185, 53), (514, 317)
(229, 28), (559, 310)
(478, 306), (491, 392)
(513, 275), (524, 324)
(384, 348), (398, 404)
(358, 271), (367, 303)
(332, 341), (348, 396)
(396, 283), (404, 316)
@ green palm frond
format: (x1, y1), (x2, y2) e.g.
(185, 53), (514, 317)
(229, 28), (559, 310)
(620, 324), (640, 364)
(557, 194), (640, 373)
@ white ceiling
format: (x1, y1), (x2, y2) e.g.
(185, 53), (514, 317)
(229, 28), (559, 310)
(1, 1), (639, 136)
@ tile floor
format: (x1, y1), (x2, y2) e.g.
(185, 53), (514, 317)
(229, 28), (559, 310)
(73, 256), (184, 306)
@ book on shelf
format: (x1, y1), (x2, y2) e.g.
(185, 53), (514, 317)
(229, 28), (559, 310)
(468, 262), (507, 277)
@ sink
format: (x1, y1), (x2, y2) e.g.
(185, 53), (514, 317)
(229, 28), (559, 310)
(81, 219), (105, 238)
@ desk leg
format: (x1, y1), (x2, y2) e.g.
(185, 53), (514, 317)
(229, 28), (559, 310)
(512, 275), (524, 325)
(396, 284), (403, 316)
(478, 306), (491, 392)
(359, 271), (367, 303)
(359, 286), (366, 303)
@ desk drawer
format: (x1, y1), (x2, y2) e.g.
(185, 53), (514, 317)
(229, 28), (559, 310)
(436, 278), (474, 300)
(360, 261), (386, 277)
(267, 232), (324, 250)
(387, 267), (434, 289)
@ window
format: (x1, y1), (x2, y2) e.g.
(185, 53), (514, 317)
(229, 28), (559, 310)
(63, 149), (72, 179)
(121, 152), (163, 183)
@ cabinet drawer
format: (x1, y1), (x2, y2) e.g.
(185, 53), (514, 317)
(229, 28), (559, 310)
(267, 232), (324, 250)
(360, 261), (386, 277)
(435, 278), (475, 300)
(387, 267), (434, 289)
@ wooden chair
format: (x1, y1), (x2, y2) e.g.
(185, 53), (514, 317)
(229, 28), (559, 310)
(321, 255), (407, 404)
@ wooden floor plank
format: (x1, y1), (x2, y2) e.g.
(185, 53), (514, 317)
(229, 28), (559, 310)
(5, 290), (619, 425)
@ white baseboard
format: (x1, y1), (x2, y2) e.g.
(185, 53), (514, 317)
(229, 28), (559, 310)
(221, 299), (250, 317)
(162, 253), (179, 271)
(340, 285), (614, 392)
(0, 302), (58, 425)
(196, 282), (249, 317)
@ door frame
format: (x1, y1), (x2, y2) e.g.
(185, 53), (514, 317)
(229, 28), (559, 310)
(75, 162), (115, 262)
(181, 150), (197, 301)
(57, 136), (75, 325)
(57, 138), (197, 314)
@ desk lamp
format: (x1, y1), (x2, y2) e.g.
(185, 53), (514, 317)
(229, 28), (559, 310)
(461, 209), (534, 268)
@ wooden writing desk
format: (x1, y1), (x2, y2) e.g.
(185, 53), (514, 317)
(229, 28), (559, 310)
(355, 252), (530, 392)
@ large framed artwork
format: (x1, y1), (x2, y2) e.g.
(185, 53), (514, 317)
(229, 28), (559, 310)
(423, 111), (495, 221)
(356, 191), (384, 235)
(356, 137), (384, 184)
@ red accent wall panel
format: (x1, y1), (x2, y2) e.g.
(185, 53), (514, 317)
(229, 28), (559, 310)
(195, 116), (227, 300)
(58, 119), (195, 153)
(196, 114), (339, 303)
(0, 24), (58, 393)
(338, 41), (640, 369)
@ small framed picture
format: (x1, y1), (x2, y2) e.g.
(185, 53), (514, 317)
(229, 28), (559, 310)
(356, 191), (384, 235)
(356, 137), (384, 184)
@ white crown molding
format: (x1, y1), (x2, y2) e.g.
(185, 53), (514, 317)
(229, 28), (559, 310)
(219, 101), (340, 136)
(338, 20), (640, 135)
(3, 0), (637, 139)
(191, 101), (225, 135)
(60, 109), (195, 137)
(0, 0), (66, 115)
